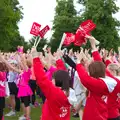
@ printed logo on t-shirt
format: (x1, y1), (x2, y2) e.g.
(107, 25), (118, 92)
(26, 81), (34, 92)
(59, 107), (68, 118)
(117, 93), (120, 102)
(101, 95), (108, 103)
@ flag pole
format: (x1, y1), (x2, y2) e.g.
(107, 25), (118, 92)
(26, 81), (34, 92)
(33, 36), (38, 47)
(58, 33), (66, 50)
(35, 36), (41, 48)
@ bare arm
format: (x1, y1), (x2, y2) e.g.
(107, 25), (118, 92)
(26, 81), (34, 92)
(0, 53), (21, 73)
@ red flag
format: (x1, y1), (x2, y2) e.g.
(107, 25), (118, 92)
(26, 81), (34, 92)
(74, 20), (96, 46)
(74, 29), (87, 46)
(80, 20), (96, 33)
(63, 33), (75, 46)
(30, 22), (41, 36)
(39, 25), (50, 38)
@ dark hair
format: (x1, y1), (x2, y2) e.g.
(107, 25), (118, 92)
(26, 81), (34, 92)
(88, 61), (106, 78)
(0, 62), (8, 72)
(53, 70), (70, 92)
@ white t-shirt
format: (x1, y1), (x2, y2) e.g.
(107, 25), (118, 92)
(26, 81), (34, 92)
(7, 71), (18, 83)
(68, 88), (77, 107)
(73, 72), (86, 96)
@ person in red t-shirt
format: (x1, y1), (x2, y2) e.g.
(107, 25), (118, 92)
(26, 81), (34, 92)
(85, 36), (120, 120)
(105, 64), (120, 120)
(76, 36), (118, 120)
(32, 48), (71, 120)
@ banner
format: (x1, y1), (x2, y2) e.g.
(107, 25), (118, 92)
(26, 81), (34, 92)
(30, 22), (41, 36)
(39, 25), (50, 38)
(63, 33), (75, 46)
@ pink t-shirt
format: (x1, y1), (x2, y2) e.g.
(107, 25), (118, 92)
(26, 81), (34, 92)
(19, 69), (31, 86)
(0, 72), (6, 97)
(17, 69), (33, 97)
(46, 66), (57, 80)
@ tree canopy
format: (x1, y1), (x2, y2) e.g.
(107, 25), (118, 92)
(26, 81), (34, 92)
(0, 0), (27, 51)
(50, 0), (82, 52)
(78, 0), (120, 51)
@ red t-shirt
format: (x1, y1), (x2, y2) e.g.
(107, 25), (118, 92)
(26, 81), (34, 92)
(76, 64), (110, 120)
(76, 50), (118, 120)
(33, 58), (71, 120)
(92, 51), (120, 119)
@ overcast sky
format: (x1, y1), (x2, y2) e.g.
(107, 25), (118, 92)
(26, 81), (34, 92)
(18, 0), (120, 41)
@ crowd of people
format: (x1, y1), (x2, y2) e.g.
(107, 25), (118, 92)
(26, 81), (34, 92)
(0, 35), (120, 120)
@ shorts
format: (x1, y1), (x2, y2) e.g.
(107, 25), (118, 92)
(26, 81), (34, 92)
(21, 96), (30, 107)
(76, 92), (86, 107)
(0, 97), (5, 109)
(8, 82), (18, 95)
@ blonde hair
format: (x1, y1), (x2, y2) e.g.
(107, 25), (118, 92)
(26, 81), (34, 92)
(26, 59), (32, 68)
(117, 67), (120, 75)
(107, 63), (119, 71)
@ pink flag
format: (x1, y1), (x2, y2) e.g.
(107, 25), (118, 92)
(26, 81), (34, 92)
(30, 22), (41, 36)
(39, 25), (50, 38)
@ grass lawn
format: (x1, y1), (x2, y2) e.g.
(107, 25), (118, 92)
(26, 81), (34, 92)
(4, 98), (80, 120)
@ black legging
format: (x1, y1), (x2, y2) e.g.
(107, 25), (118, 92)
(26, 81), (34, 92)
(36, 86), (46, 104)
(0, 108), (3, 120)
(29, 80), (37, 105)
(108, 116), (120, 120)
(15, 96), (20, 111)
(0, 97), (5, 120)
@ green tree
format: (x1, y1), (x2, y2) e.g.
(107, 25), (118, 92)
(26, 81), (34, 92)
(0, 0), (23, 51)
(9, 35), (30, 52)
(50, 0), (82, 52)
(78, 0), (120, 51)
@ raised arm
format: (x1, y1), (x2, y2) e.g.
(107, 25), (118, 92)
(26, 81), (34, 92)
(85, 35), (102, 61)
(19, 53), (28, 71)
(0, 53), (21, 73)
(32, 48), (61, 100)
(56, 59), (67, 71)
(63, 54), (76, 70)
(76, 50), (108, 94)
(55, 50), (67, 71)
(76, 63), (108, 94)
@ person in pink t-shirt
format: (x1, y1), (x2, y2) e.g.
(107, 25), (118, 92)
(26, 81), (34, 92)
(0, 62), (8, 120)
(0, 52), (32, 120)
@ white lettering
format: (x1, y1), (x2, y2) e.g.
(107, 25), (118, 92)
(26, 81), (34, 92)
(59, 107), (68, 118)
